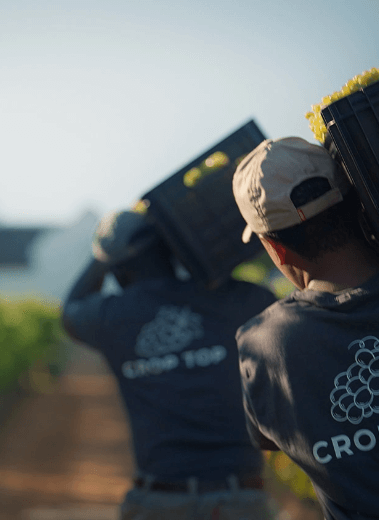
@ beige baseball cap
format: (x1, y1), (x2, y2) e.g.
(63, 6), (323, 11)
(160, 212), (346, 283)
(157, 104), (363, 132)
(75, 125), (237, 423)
(232, 137), (351, 243)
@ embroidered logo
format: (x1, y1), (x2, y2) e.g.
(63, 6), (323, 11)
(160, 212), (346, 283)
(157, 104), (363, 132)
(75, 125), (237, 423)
(134, 305), (204, 358)
(330, 336), (379, 424)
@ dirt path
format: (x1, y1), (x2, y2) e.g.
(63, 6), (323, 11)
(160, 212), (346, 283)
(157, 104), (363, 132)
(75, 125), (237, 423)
(0, 347), (323, 520)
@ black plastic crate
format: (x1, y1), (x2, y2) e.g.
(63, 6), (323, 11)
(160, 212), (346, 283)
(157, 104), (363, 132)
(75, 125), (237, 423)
(142, 120), (266, 287)
(321, 81), (379, 242)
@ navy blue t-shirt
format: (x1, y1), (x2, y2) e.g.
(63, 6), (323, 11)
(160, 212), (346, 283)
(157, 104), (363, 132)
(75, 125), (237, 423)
(237, 273), (379, 520)
(65, 276), (276, 481)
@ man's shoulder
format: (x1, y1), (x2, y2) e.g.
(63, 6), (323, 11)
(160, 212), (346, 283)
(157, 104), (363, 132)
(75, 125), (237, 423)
(63, 284), (143, 330)
(236, 292), (312, 346)
(242, 290), (304, 320)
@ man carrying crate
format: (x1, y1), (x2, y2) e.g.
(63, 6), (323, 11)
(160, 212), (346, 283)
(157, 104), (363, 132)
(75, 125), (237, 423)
(62, 209), (277, 520)
(233, 136), (379, 520)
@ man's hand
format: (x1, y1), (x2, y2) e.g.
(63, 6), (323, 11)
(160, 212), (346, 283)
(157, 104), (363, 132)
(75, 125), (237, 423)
(92, 210), (147, 265)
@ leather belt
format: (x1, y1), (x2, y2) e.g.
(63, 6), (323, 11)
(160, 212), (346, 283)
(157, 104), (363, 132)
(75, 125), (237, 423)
(134, 475), (264, 493)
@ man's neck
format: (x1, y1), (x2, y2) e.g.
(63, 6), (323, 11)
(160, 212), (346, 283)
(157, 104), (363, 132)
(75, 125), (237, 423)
(306, 240), (379, 293)
(307, 279), (354, 293)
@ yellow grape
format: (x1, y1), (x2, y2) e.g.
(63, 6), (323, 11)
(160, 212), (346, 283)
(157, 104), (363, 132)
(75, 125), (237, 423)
(183, 167), (202, 188)
(203, 151), (229, 169)
(306, 67), (379, 143)
(183, 152), (230, 188)
(132, 199), (149, 215)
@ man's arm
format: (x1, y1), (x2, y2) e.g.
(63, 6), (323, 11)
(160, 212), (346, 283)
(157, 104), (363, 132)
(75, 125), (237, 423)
(65, 258), (108, 303)
(62, 259), (108, 341)
(243, 393), (281, 451)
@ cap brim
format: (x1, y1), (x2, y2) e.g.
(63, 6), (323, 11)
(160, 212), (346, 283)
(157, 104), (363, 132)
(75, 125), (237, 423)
(242, 224), (253, 243)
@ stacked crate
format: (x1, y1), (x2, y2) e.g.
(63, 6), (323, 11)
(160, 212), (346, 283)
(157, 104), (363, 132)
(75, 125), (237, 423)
(142, 120), (267, 287)
(321, 81), (379, 247)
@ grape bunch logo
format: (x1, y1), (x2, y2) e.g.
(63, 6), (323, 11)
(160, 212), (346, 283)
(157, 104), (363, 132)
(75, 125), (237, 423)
(135, 305), (204, 358)
(330, 336), (379, 424)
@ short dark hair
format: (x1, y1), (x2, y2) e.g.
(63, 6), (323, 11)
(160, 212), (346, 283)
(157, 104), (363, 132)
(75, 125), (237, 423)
(264, 178), (364, 261)
(111, 237), (175, 287)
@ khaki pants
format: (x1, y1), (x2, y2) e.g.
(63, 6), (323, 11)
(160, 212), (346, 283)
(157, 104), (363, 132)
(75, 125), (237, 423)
(120, 486), (277, 520)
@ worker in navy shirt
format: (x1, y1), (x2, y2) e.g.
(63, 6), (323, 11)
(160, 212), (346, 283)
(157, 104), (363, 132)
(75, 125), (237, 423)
(62, 209), (277, 520)
(233, 137), (379, 520)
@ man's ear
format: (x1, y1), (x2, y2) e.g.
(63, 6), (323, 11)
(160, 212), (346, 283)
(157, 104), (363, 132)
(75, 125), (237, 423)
(264, 238), (288, 266)
(260, 236), (305, 269)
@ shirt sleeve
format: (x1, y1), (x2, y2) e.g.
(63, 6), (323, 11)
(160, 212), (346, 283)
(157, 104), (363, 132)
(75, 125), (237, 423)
(243, 392), (280, 451)
(238, 314), (282, 452)
(242, 388), (266, 448)
(63, 293), (109, 349)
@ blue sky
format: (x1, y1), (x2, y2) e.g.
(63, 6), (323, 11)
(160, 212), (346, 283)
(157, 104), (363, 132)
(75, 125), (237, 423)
(1, 0), (378, 226)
